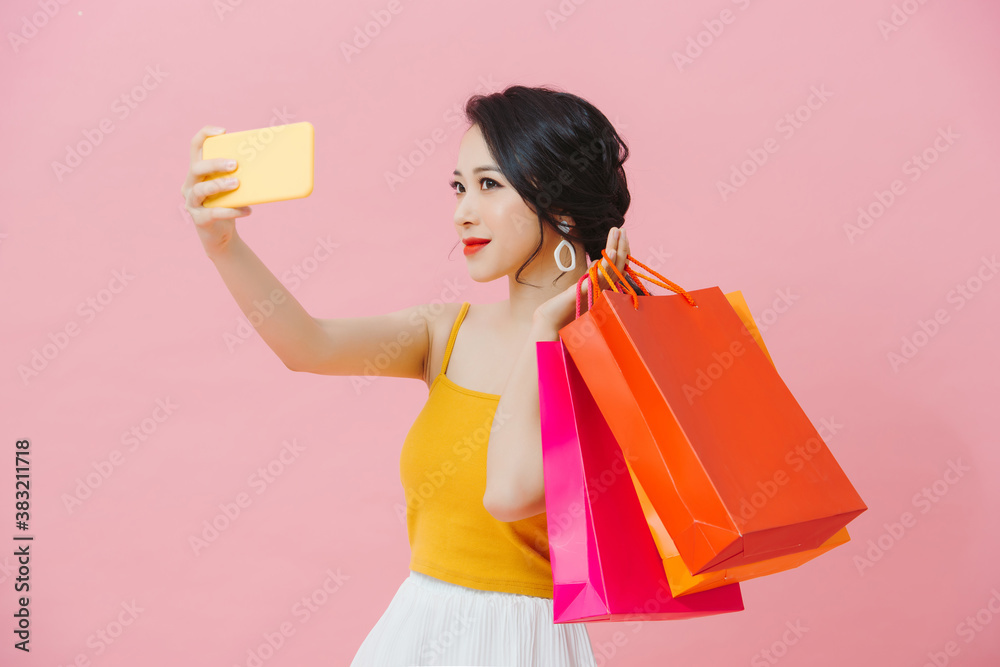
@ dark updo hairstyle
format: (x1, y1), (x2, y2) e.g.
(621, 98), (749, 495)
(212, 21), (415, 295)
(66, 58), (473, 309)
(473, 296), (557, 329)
(460, 84), (631, 287)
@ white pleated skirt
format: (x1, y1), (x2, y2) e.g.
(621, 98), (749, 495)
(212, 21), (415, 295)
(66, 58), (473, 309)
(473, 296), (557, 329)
(349, 569), (597, 666)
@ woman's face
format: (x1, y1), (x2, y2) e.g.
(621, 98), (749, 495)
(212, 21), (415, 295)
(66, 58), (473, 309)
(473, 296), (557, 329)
(451, 124), (563, 283)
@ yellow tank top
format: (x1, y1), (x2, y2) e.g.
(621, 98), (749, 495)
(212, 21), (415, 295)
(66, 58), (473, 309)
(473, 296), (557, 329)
(399, 301), (553, 598)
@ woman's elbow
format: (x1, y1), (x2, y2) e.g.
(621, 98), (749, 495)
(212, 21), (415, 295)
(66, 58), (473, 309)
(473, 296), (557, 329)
(483, 487), (518, 522)
(483, 485), (546, 523)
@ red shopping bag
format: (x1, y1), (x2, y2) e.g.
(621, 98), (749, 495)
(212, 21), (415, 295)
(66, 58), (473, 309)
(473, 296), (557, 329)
(626, 290), (852, 596)
(537, 339), (745, 622)
(559, 255), (867, 576)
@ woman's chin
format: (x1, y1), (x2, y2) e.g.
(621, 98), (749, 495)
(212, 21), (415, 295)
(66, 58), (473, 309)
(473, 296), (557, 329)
(464, 260), (501, 282)
(466, 269), (497, 283)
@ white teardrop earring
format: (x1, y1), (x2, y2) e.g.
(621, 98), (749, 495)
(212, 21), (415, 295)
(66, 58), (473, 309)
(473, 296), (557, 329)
(554, 220), (577, 271)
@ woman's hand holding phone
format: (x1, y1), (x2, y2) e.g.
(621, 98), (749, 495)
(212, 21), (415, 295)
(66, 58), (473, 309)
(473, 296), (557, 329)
(180, 125), (253, 258)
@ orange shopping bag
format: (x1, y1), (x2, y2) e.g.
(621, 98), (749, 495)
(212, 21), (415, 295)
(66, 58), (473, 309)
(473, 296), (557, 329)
(559, 253), (867, 576)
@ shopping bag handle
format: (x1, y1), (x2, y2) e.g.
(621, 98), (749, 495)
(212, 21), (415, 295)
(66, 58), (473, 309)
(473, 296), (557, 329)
(575, 249), (697, 319)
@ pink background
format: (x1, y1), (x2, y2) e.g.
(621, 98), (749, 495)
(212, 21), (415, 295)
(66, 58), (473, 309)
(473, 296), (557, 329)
(3, 0), (999, 665)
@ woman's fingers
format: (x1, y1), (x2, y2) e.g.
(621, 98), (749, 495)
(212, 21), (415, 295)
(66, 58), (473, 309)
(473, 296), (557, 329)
(582, 226), (630, 295)
(188, 125), (224, 165)
(182, 126), (226, 195)
(190, 176), (239, 209)
(601, 227), (628, 287)
(192, 157), (238, 179)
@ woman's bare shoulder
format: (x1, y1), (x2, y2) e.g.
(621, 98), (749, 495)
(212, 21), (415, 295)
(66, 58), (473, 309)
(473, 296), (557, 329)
(423, 300), (467, 385)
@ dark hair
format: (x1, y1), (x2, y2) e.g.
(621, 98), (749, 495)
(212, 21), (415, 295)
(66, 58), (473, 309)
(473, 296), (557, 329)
(459, 84), (631, 287)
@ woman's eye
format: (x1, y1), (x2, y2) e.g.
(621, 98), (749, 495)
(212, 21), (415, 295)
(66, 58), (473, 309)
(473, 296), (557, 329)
(449, 177), (500, 195)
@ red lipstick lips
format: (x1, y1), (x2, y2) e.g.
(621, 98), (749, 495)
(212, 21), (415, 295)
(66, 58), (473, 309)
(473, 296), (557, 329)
(462, 237), (490, 256)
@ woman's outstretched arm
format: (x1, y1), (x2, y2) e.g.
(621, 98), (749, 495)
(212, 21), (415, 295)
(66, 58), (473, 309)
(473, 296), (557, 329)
(183, 126), (432, 382)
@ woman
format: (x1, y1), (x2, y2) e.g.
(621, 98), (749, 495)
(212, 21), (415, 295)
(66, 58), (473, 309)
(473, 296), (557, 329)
(180, 84), (633, 666)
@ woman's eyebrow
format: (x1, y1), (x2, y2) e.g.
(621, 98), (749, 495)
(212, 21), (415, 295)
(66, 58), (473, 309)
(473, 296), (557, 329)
(453, 165), (502, 176)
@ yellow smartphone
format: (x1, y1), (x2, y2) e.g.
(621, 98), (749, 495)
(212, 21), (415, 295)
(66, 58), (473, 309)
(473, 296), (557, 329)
(201, 121), (314, 208)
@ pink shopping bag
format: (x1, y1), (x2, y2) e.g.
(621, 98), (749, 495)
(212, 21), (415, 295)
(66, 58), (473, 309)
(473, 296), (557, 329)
(537, 339), (745, 623)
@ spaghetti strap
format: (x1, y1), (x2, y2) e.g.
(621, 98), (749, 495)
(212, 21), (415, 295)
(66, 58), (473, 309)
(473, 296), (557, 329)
(441, 302), (470, 376)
